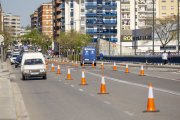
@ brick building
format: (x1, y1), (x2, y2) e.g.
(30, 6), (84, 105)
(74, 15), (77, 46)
(30, 11), (38, 30)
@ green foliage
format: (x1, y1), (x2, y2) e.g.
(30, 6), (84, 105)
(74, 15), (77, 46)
(25, 24), (31, 30)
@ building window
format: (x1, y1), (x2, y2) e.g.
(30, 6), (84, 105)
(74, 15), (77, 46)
(46, 5), (49, 8)
(46, 16), (49, 19)
(46, 21), (49, 24)
(46, 11), (49, 13)
(171, 0), (174, 2)
(162, 13), (166, 17)
(171, 6), (174, 9)
(162, 6), (166, 9)
(162, 0), (166, 2)
(171, 13), (174, 16)
(51, 21), (53, 24)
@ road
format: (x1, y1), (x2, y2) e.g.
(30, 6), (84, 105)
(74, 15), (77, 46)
(10, 59), (180, 120)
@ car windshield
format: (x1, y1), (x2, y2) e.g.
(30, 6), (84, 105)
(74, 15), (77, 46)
(24, 59), (43, 65)
(12, 55), (19, 57)
(14, 50), (19, 52)
(17, 56), (22, 60)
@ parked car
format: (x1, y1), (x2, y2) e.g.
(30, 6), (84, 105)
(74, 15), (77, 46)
(10, 54), (20, 65)
(6, 51), (12, 58)
(21, 52), (47, 80)
(15, 55), (22, 68)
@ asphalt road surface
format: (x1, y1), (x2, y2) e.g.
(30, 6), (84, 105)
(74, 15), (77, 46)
(10, 61), (180, 120)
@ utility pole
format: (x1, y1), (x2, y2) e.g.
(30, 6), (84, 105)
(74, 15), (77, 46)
(178, 0), (179, 54)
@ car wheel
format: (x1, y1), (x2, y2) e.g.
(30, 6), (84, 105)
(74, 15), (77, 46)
(22, 74), (25, 80)
(43, 74), (47, 79)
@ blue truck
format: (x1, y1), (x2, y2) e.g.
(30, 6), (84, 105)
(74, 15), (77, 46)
(80, 47), (97, 66)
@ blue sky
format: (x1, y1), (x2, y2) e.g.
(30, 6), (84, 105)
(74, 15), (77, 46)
(1, 0), (52, 27)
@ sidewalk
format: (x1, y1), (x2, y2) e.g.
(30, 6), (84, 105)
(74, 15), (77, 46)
(0, 61), (17, 120)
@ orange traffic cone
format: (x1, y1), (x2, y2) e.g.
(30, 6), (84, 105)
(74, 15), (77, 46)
(92, 60), (95, 68)
(82, 61), (85, 68)
(54, 60), (55, 63)
(63, 60), (65, 65)
(66, 67), (73, 80)
(98, 74), (109, 94)
(56, 60), (58, 64)
(113, 61), (117, 71)
(49, 59), (50, 63)
(51, 59), (52, 63)
(46, 64), (48, 69)
(101, 61), (104, 69)
(79, 70), (88, 85)
(75, 61), (78, 67)
(67, 60), (69, 65)
(56, 64), (61, 74)
(143, 83), (159, 112)
(51, 63), (54, 72)
(71, 61), (73, 66)
(59, 60), (61, 65)
(139, 64), (145, 76)
(125, 62), (130, 73)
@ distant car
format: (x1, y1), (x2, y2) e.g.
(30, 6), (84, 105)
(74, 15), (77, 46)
(44, 54), (50, 59)
(10, 54), (20, 65)
(6, 51), (12, 58)
(20, 50), (24, 55)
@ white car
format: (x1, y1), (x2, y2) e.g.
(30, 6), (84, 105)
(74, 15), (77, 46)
(10, 54), (20, 65)
(21, 52), (46, 80)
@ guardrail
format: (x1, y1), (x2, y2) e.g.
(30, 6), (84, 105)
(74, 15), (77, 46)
(97, 55), (180, 63)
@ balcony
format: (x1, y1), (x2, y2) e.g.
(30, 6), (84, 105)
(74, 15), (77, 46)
(86, 19), (97, 25)
(121, 1), (130, 4)
(86, 29), (97, 34)
(60, 3), (65, 10)
(102, 11), (117, 16)
(56, 6), (60, 11)
(103, 29), (117, 34)
(122, 16), (130, 19)
(121, 8), (130, 12)
(147, 8), (156, 11)
(102, 2), (117, 7)
(60, 12), (65, 17)
(138, 1), (155, 5)
(104, 38), (117, 42)
(57, 15), (60, 19)
(103, 20), (117, 25)
(122, 22), (130, 25)
(85, 3), (97, 7)
(86, 11), (97, 16)
(70, 12), (73, 17)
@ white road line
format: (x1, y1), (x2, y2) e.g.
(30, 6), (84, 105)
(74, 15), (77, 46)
(64, 83), (67, 84)
(89, 94), (94, 97)
(71, 85), (74, 87)
(59, 80), (61, 81)
(87, 72), (180, 96)
(79, 89), (83, 91)
(104, 101), (111, 104)
(124, 111), (134, 116)
(55, 77), (57, 78)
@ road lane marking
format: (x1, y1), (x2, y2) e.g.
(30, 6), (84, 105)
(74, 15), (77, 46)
(71, 85), (74, 87)
(59, 80), (61, 81)
(64, 83), (67, 84)
(79, 89), (83, 91)
(104, 101), (111, 104)
(89, 94), (94, 97)
(55, 77), (57, 78)
(124, 111), (134, 116)
(87, 72), (180, 96)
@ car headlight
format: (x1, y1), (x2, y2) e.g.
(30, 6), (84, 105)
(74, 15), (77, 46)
(24, 70), (29, 73)
(40, 69), (45, 72)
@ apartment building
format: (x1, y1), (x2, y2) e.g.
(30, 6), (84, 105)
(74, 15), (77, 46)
(2, 13), (21, 38)
(0, 2), (2, 33)
(157, 0), (180, 18)
(37, 2), (53, 39)
(30, 11), (38, 30)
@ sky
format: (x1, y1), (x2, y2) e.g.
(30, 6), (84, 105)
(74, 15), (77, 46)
(1, 0), (52, 27)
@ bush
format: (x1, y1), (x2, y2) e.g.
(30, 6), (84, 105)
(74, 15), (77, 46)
(68, 54), (81, 61)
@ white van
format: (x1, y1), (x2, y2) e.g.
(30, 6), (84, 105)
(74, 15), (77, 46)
(21, 52), (47, 80)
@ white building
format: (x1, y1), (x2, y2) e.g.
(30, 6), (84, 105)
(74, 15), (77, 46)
(20, 28), (31, 36)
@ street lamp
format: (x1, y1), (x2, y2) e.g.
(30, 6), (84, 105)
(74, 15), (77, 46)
(88, 9), (95, 47)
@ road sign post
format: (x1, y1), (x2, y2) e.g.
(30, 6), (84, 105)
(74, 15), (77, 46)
(0, 35), (4, 68)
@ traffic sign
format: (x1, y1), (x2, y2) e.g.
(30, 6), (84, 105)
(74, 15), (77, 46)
(0, 35), (4, 43)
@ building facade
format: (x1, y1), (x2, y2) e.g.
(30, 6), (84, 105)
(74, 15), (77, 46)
(30, 11), (38, 30)
(37, 2), (53, 39)
(2, 13), (21, 38)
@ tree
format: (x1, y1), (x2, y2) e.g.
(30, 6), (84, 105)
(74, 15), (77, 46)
(25, 24), (31, 30)
(146, 16), (178, 51)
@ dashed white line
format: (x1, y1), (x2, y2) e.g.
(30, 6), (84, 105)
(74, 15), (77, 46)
(124, 111), (134, 116)
(59, 80), (61, 81)
(79, 89), (83, 91)
(89, 94), (94, 97)
(104, 101), (111, 104)
(55, 77), (57, 78)
(64, 83), (67, 84)
(71, 85), (74, 87)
